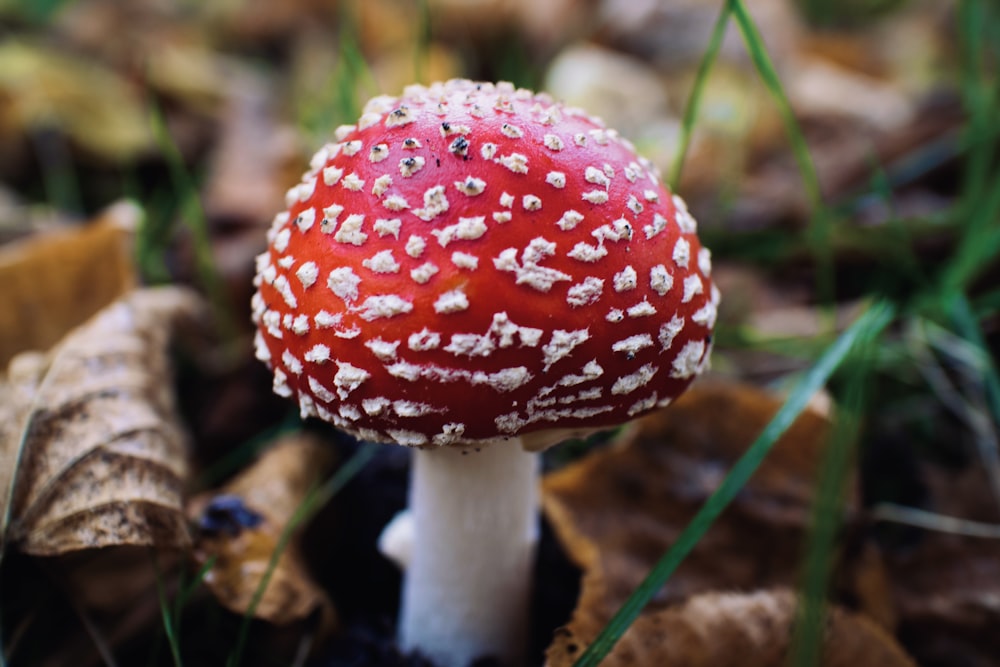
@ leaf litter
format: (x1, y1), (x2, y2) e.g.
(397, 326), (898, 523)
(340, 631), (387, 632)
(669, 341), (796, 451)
(0, 0), (996, 664)
(187, 432), (338, 628)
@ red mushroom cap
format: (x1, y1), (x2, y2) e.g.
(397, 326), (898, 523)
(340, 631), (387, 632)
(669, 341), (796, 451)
(252, 79), (718, 448)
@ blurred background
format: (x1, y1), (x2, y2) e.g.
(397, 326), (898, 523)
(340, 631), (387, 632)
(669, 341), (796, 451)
(1, 0), (998, 665)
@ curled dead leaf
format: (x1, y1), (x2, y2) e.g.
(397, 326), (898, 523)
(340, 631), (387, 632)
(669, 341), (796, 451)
(188, 433), (337, 628)
(546, 588), (915, 666)
(542, 380), (850, 661)
(0, 287), (203, 555)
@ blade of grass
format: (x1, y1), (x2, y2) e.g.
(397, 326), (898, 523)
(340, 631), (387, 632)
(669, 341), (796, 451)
(789, 328), (875, 666)
(414, 0), (431, 83)
(973, 287), (1000, 315)
(73, 598), (119, 667)
(910, 314), (1000, 511)
(132, 185), (176, 284)
(193, 410), (302, 490)
(152, 553), (183, 667)
(31, 130), (82, 215)
(3, 0), (72, 23)
(225, 443), (377, 667)
(573, 300), (896, 666)
(147, 556), (217, 667)
(920, 299), (1000, 509)
(945, 0), (1000, 290)
(299, 2), (378, 141)
(948, 293), (1000, 425)
(148, 103), (236, 338)
(334, 1), (379, 122)
(728, 0), (822, 211)
(955, 0), (999, 210)
(863, 153), (927, 289)
(668, 2), (731, 191)
(171, 555), (218, 650)
(832, 130), (961, 222)
(728, 0), (835, 310)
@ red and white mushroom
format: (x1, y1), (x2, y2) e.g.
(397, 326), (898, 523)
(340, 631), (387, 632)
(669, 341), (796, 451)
(252, 79), (718, 667)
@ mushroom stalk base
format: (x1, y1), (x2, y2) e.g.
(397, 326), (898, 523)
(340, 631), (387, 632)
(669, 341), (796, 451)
(400, 442), (539, 667)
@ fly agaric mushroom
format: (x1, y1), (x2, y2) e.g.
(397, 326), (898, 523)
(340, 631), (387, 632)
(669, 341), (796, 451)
(252, 79), (718, 667)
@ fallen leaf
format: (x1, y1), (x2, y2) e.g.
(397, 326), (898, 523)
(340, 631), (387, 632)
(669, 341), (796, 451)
(201, 71), (300, 229)
(547, 588), (915, 666)
(0, 40), (154, 161)
(188, 432), (337, 627)
(542, 380), (852, 661)
(875, 459), (1000, 666)
(0, 287), (202, 555)
(0, 201), (139, 368)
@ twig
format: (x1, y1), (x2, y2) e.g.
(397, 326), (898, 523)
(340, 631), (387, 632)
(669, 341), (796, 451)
(871, 503), (1000, 539)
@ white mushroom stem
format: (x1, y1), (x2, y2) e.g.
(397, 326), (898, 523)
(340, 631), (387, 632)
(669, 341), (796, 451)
(398, 441), (539, 667)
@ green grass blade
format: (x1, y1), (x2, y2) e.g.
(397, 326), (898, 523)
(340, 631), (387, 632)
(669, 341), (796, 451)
(2, 0), (72, 23)
(226, 443), (377, 667)
(152, 553), (184, 667)
(298, 2), (378, 141)
(729, 0), (822, 210)
(31, 131), (82, 214)
(948, 292), (1000, 426)
(973, 287), (1000, 315)
(172, 555), (218, 645)
(148, 103), (236, 337)
(728, 0), (835, 308)
(414, 0), (431, 83)
(945, 0), (1000, 290)
(956, 0), (997, 207)
(789, 331), (875, 666)
(865, 155), (926, 289)
(572, 300), (895, 667)
(668, 2), (731, 191)
(943, 193), (1000, 291)
(194, 411), (302, 490)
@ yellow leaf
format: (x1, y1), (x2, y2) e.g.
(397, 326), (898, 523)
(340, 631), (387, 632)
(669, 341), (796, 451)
(0, 201), (139, 368)
(188, 433), (338, 628)
(0, 41), (154, 161)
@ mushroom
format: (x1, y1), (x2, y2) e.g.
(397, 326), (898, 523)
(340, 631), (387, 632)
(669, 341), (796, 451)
(251, 79), (719, 667)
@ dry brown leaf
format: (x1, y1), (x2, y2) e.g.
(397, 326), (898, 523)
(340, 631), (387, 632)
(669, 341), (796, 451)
(542, 380), (849, 661)
(875, 460), (1000, 665)
(201, 68), (301, 229)
(547, 588), (915, 666)
(0, 287), (202, 555)
(188, 433), (337, 627)
(0, 201), (139, 368)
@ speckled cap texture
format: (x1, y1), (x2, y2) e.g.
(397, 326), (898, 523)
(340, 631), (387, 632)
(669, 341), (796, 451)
(252, 79), (718, 448)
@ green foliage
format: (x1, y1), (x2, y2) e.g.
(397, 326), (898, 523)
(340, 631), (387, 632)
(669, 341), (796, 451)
(296, 3), (379, 144)
(797, 0), (910, 28)
(0, 0), (73, 24)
